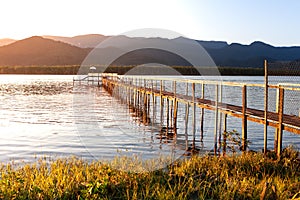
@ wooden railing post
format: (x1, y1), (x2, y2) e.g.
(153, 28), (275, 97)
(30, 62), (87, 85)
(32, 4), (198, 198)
(264, 60), (268, 154)
(218, 84), (223, 152)
(185, 82), (189, 150)
(200, 83), (205, 142)
(214, 84), (219, 155)
(277, 87), (284, 157)
(242, 85), (247, 151)
(173, 81), (178, 133)
(274, 85), (279, 153)
(160, 80), (164, 130)
(223, 114), (227, 156)
(192, 82), (196, 149)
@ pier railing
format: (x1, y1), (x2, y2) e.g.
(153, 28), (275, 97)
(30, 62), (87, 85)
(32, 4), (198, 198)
(98, 74), (300, 157)
(73, 73), (102, 86)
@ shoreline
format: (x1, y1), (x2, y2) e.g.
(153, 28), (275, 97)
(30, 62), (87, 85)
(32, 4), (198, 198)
(0, 65), (299, 76)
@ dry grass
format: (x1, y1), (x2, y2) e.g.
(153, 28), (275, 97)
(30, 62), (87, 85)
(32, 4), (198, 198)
(0, 147), (299, 199)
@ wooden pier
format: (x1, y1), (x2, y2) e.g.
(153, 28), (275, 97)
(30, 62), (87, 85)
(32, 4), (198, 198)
(73, 71), (300, 157)
(73, 73), (102, 86)
(96, 73), (300, 157)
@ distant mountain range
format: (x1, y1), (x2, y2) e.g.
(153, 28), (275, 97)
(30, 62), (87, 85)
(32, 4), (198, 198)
(0, 38), (16, 46)
(0, 34), (299, 68)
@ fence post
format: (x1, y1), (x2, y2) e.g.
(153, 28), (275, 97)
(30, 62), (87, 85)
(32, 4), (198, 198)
(277, 87), (284, 158)
(200, 82), (205, 142)
(264, 60), (268, 154)
(173, 81), (178, 133)
(223, 114), (227, 156)
(192, 82), (196, 149)
(160, 80), (164, 130)
(185, 82), (189, 150)
(242, 85), (247, 151)
(214, 84), (219, 155)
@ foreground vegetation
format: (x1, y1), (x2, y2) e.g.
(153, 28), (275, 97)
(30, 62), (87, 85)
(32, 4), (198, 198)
(0, 148), (299, 199)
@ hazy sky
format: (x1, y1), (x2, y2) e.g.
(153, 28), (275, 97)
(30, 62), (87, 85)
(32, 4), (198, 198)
(1, 0), (299, 46)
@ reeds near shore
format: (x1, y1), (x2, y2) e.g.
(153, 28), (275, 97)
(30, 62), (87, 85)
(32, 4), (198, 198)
(0, 147), (299, 199)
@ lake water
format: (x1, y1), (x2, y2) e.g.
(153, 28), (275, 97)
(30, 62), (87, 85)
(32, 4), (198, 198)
(0, 75), (299, 165)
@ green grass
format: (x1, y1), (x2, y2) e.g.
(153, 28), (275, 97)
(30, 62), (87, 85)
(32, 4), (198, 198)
(0, 147), (299, 199)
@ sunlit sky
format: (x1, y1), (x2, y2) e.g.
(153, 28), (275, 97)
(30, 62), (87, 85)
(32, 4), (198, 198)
(1, 0), (299, 46)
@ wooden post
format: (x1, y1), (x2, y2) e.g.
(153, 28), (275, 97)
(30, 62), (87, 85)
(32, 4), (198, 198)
(152, 93), (156, 127)
(133, 88), (136, 109)
(143, 90), (148, 124)
(192, 83), (196, 149)
(137, 90), (140, 110)
(242, 85), (247, 151)
(214, 84), (219, 156)
(173, 81), (178, 132)
(134, 78), (138, 109)
(160, 80), (164, 130)
(166, 98), (170, 133)
(274, 85), (279, 153)
(147, 94), (151, 124)
(173, 81), (176, 98)
(200, 83), (205, 142)
(151, 80), (153, 94)
(173, 100), (178, 134)
(185, 102), (189, 151)
(277, 87), (284, 158)
(218, 84), (223, 152)
(264, 60), (268, 154)
(170, 98), (173, 129)
(185, 82), (189, 150)
(223, 114), (227, 156)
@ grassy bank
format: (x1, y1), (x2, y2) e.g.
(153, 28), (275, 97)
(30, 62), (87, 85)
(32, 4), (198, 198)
(0, 148), (299, 199)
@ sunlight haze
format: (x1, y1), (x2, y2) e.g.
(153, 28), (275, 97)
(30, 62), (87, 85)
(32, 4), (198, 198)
(1, 0), (299, 46)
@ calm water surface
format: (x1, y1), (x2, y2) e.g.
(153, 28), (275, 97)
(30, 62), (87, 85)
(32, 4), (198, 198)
(0, 75), (299, 163)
